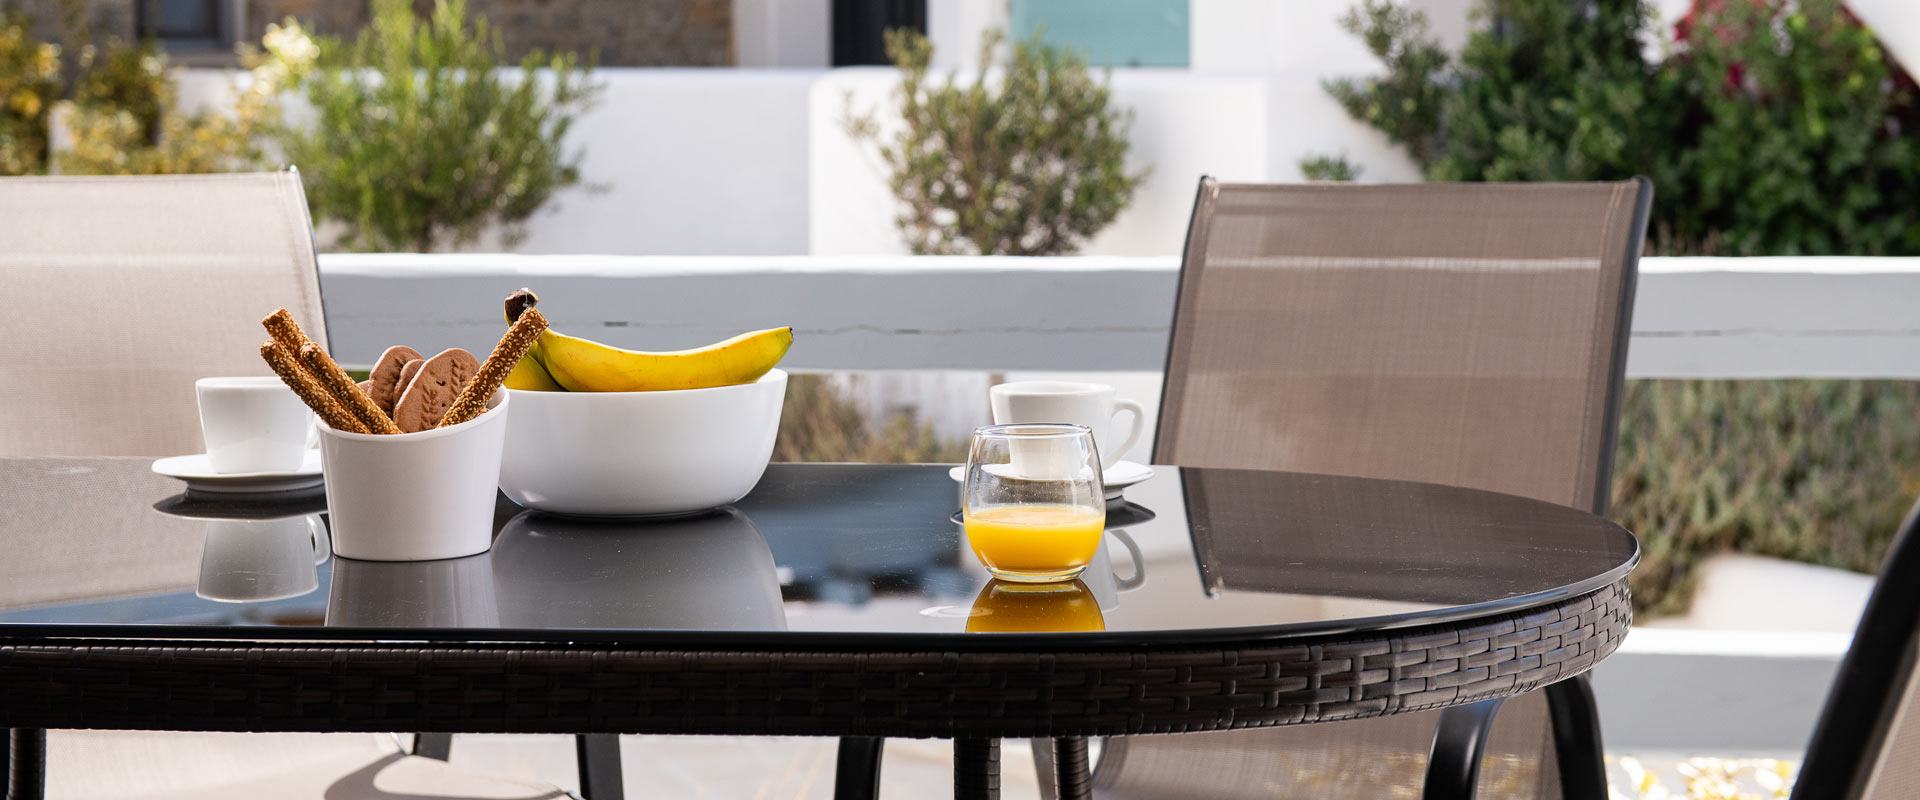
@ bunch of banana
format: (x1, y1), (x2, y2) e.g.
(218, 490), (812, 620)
(501, 289), (793, 392)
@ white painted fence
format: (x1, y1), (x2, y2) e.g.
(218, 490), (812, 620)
(319, 254), (1920, 379)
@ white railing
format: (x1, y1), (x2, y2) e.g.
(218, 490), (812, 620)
(319, 253), (1920, 379)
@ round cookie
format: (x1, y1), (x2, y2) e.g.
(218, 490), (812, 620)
(391, 349), (481, 432)
(367, 345), (423, 414)
(396, 358), (426, 399)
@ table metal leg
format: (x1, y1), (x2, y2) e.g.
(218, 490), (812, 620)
(1048, 737), (1091, 800)
(1422, 697), (1505, 800)
(411, 732), (453, 761)
(575, 734), (624, 800)
(1547, 675), (1609, 800)
(8, 729), (45, 800)
(834, 737), (884, 800)
(954, 737), (1000, 800)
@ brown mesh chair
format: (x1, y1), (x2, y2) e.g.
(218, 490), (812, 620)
(0, 172), (577, 800)
(1053, 177), (1651, 800)
(1791, 498), (1920, 799)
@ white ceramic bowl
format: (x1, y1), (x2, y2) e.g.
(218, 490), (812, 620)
(317, 389), (507, 562)
(498, 369), (787, 517)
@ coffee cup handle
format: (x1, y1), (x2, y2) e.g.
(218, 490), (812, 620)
(307, 515), (331, 565)
(1108, 399), (1146, 465)
(1106, 527), (1146, 591)
(305, 413), (320, 449)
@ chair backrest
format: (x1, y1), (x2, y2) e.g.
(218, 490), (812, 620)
(0, 172), (327, 457)
(1155, 177), (1651, 513)
(1793, 498), (1920, 800)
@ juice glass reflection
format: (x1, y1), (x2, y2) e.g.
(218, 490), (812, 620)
(966, 579), (1105, 633)
(962, 423), (1105, 582)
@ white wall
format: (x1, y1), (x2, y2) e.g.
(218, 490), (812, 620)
(810, 68), (1271, 256)
(511, 69), (815, 255)
(171, 57), (1423, 256)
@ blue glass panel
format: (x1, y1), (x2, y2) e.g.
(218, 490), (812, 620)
(1009, 0), (1190, 68)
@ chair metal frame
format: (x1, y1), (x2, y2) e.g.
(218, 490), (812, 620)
(1790, 498), (1920, 799)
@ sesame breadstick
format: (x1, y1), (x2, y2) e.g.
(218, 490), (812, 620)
(261, 341), (369, 434)
(262, 308), (315, 359)
(299, 343), (403, 435)
(437, 307), (548, 428)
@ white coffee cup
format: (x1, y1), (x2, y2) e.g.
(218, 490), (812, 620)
(196, 376), (313, 474)
(989, 381), (1145, 468)
(196, 514), (329, 603)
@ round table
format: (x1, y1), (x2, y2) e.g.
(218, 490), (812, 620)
(0, 458), (1637, 799)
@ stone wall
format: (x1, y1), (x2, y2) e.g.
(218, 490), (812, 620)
(0, 0), (731, 66)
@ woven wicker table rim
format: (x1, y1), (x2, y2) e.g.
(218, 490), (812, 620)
(0, 579), (1629, 738)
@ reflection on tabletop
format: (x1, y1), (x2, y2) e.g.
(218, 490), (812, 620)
(966, 580), (1105, 633)
(490, 508), (786, 631)
(0, 460), (1636, 641)
(154, 491), (334, 607)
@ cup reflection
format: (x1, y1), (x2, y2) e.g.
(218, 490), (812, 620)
(490, 507), (787, 631)
(966, 579), (1104, 633)
(196, 514), (329, 603)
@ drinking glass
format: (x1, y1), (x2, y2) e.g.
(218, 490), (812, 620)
(962, 423), (1106, 582)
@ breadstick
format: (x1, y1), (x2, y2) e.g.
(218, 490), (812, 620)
(438, 307), (548, 428)
(260, 340), (369, 434)
(262, 308), (316, 359)
(299, 342), (403, 435)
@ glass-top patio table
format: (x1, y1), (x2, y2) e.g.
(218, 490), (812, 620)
(0, 458), (1637, 800)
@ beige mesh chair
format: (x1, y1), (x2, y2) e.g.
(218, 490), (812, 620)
(1064, 178), (1651, 800)
(1791, 498), (1920, 799)
(0, 172), (569, 799)
(0, 172), (328, 457)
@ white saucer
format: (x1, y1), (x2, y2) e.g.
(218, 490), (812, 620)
(152, 450), (324, 495)
(948, 460), (1155, 500)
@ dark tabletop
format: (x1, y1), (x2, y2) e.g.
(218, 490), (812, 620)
(0, 458), (1637, 650)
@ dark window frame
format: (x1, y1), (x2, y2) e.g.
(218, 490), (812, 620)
(135, 0), (242, 53)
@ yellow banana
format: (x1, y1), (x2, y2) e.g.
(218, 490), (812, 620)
(539, 326), (793, 392)
(499, 288), (792, 392)
(503, 344), (564, 390)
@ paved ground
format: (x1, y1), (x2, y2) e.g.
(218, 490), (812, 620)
(437, 735), (1800, 799)
(440, 734), (1046, 799)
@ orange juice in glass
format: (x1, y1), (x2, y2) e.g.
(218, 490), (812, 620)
(962, 424), (1105, 582)
(966, 579), (1104, 633)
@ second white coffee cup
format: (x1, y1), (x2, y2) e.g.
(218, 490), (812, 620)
(989, 381), (1144, 468)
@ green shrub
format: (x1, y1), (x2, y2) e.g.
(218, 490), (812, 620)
(773, 375), (966, 463)
(845, 28), (1146, 256)
(1611, 380), (1920, 616)
(69, 38), (166, 144)
(0, 11), (61, 175)
(1317, 0), (1920, 256)
(55, 29), (296, 176)
(278, 0), (596, 252)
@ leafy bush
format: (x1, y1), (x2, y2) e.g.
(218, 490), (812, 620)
(773, 375), (966, 463)
(278, 0), (596, 252)
(845, 28), (1146, 256)
(55, 26), (303, 176)
(1611, 380), (1920, 615)
(69, 38), (167, 144)
(0, 11), (62, 175)
(1318, 0), (1920, 256)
